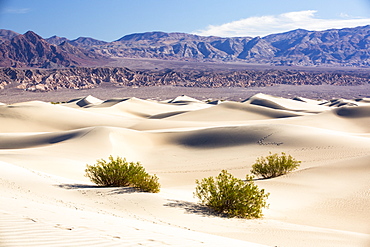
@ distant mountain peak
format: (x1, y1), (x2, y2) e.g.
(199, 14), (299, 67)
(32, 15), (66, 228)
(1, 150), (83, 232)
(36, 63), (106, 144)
(116, 31), (206, 42)
(0, 29), (20, 43)
(116, 31), (170, 42)
(46, 35), (69, 45)
(23, 30), (43, 43)
(69, 37), (108, 47)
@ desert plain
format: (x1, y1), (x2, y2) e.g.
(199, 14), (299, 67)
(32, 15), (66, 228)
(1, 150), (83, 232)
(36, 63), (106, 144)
(0, 85), (370, 247)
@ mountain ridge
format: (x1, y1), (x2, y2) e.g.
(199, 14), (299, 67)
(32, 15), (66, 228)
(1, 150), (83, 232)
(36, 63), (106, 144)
(0, 31), (112, 68)
(0, 25), (370, 68)
(1, 66), (369, 92)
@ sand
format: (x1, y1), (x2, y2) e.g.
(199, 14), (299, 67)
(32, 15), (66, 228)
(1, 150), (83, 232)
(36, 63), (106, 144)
(0, 92), (369, 246)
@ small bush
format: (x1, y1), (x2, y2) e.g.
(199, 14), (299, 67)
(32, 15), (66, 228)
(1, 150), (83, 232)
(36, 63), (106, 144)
(85, 156), (160, 193)
(251, 152), (301, 179)
(194, 170), (269, 218)
(132, 173), (161, 193)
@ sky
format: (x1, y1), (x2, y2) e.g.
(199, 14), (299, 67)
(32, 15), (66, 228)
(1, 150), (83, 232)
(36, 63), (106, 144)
(0, 0), (370, 41)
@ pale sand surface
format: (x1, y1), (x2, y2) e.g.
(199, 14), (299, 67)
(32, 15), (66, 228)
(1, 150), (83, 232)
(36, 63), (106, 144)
(1, 91), (370, 246)
(1, 84), (370, 104)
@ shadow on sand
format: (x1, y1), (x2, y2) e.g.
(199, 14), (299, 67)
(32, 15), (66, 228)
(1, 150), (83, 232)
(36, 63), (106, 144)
(56, 184), (138, 194)
(164, 199), (228, 218)
(57, 184), (100, 189)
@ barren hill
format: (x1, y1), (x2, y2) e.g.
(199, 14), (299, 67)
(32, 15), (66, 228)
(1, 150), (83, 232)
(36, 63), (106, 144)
(1, 67), (369, 92)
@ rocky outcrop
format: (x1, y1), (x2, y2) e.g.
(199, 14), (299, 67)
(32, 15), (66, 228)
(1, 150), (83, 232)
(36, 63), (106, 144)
(0, 67), (368, 91)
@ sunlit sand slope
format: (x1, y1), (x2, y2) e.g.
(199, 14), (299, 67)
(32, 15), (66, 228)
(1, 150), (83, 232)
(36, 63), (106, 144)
(1, 93), (369, 247)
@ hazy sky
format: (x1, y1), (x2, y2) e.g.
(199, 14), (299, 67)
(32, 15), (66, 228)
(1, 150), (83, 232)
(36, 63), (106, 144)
(1, 0), (370, 41)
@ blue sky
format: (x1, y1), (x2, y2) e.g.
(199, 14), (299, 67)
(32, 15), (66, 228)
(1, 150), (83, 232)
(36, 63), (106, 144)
(1, 0), (370, 41)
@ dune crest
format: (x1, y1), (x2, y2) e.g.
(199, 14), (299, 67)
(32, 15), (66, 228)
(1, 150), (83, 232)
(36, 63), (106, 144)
(244, 93), (330, 113)
(1, 93), (369, 247)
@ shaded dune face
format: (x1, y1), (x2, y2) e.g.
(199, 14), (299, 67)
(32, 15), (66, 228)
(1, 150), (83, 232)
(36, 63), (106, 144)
(0, 130), (87, 149)
(165, 123), (370, 150)
(335, 105), (370, 118)
(244, 93), (329, 113)
(248, 98), (283, 110)
(1, 93), (370, 247)
(148, 111), (189, 119)
(163, 101), (303, 122)
(165, 124), (286, 148)
(170, 126), (266, 148)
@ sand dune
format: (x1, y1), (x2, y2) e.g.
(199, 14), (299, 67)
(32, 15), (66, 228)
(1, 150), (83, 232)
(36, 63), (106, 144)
(1, 93), (369, 247)
(68, 95), (104, 108)
(164, 101), (306, 122)
(244, 93), (330, 113)
(0, 101), (140, 132)
(165, 95), (204, 104)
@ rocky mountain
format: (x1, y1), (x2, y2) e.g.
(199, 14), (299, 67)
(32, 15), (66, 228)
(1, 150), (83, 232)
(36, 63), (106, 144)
(120, 26), (370, 66)
(93, 32), (254, 62)
(0, 29), (19, 44)
(69, 37), (108, 48)
(45, 35), (108, 47)
(1, 67), (369, 91)
(45, 35), (69, 45)
(107, 25), (370, 66)
(0, 31), (111, 68)
(0, 25), (370, 68)
(263, 26), (370, 66)
(75, 25), (370, 67)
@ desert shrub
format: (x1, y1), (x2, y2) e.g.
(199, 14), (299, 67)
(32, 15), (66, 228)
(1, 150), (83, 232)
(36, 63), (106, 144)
(85, 155), (160, 193)
(194, 170), (269, 218)
(132, 173), (161, 193)
(85, 156), (142, 187)
(251, 152), (301, 179)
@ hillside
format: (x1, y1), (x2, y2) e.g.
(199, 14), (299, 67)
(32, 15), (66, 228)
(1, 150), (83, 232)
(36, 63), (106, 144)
(78, 25), (370, 67)
(0, 67), (369, 91)
(0, 25), (370, 68)
(0, 31), (111, 68)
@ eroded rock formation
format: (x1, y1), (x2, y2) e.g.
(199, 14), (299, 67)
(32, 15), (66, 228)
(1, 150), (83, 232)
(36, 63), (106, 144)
(1, 67), (368, 92)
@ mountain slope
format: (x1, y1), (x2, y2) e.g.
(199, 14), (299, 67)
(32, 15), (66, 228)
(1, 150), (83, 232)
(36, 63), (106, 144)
(263, 26), (370, 66)
(1, 25), (370, 68)
(86, 25), (370, 67)
(45, 35), (69, 45)
(69, 37), (108, 49)
(0, 31), (111, 68)
(0, 66), (368, 91)
(0, 29), (20, 44)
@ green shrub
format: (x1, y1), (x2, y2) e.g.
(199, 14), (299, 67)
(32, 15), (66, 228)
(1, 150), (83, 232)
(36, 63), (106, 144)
(251, 152), (301, 179)
(194, 170), (269, 218)
(132, 173), (161, 193)
(85, 156), (160, 193)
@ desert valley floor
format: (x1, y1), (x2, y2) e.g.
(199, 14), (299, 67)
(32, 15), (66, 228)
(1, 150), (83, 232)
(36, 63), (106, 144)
(0, 86), (370, 246)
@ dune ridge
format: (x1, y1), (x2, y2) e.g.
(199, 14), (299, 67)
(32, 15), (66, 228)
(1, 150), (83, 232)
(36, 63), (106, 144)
(0, 93), (369, 247)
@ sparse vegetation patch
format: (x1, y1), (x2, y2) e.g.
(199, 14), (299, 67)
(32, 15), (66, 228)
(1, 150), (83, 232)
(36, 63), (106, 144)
(251, 152), (301, 179)
(194, 170), (269, 218)
(85, 155), (160, 193)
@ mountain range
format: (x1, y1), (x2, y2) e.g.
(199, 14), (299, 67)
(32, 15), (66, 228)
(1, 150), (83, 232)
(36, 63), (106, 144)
(0, 25), (370, 68)
(0, 30), (111, 68)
